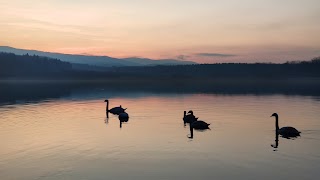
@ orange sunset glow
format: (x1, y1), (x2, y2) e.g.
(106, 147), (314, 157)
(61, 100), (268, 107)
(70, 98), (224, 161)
(1, 0), (319, 63)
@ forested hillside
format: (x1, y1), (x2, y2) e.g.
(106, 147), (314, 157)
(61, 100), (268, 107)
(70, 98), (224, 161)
(0, 53), (72, 77)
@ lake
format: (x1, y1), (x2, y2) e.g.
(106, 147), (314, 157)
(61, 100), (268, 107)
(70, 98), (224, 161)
(1, 84), (320, 180)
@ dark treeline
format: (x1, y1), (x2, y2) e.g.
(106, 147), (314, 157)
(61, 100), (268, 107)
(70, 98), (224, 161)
(0, 52), (72, 77)
(110, 57), (320, 78)
(1, 52), (320, 80)
(1, 53), (320, 98)
(70, 57), (320, 81)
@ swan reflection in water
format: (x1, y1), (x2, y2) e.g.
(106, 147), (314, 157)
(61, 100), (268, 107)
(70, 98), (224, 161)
(271, 132), (301, 151)
(104, 117), (109, 125)
(271, 132), (280, 151)
(103, 113), (129, 129)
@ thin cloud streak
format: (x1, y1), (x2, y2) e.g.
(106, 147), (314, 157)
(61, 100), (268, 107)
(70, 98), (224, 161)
(195, 53), (236, 57)
(176, 55), (190, 60)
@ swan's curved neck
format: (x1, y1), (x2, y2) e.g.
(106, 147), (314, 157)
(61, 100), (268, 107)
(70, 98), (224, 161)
(275, 116), (279, 131)
(106, 100), (109, 118)
(106, 100), (109, 111)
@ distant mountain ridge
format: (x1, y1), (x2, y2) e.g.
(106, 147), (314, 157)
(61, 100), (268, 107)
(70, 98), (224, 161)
(0, 46), (196, 67)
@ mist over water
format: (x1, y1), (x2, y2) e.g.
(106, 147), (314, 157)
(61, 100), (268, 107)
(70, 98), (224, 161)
(1, 83), (320, 180)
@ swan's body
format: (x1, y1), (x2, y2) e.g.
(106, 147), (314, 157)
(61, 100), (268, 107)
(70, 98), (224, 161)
(183, 110), (198, 124)
(118, 112), (129, 122)
(188, 121), (210, 139)
(109, 106), (126, 115)
(191, 120), (210, 130)
(271, 113), (300, 138)
(118, 112), (129, 128)
(278, 126), (300, 137)
(105, 99), (127, 115)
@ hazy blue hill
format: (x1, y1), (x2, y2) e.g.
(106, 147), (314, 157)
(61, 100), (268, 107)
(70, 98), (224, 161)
(0, 46), (136, 67)
(0, 46), (197, 68)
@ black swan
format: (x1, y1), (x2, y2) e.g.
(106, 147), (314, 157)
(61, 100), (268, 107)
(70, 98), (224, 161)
(188, 120), (210, 139)
(183, 110), (198, 124)
(105, 99), (127, 117)
(270, 113), (300, 138)
(118, 112), (129, 128)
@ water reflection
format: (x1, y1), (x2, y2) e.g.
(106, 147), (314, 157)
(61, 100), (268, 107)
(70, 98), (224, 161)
(103, 116), (129, 129)
(104, 117), (109, 125)
(1, 91), (320, 180)
(271, 132), (279, 151)
(0, 83), (72, 105)
(271, 132), (301, 151)
(1, 81), (320, 106)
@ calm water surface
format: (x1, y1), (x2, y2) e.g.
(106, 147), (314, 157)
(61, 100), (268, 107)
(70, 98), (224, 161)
(1, 90), (320, 180)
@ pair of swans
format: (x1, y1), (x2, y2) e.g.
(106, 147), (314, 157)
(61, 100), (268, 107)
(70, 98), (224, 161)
(183, 110), (210, 129)
(183, 111), (300, 136)
(184, 111), (300, 140)
(183, 110), (210, 139)
(105, 99), (129, 128)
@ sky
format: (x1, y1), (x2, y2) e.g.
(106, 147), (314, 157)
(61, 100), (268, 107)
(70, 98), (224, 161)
(0, 0), (319, 63)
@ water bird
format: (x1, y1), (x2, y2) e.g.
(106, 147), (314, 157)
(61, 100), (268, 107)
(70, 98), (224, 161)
(188, 120), (210, 139)
(183, 110), (198, 124)
(191, 120), (210, 130)
(270, 113), (300, 138)
(118, 112), (129, 128)
(104, 99), (127, 117)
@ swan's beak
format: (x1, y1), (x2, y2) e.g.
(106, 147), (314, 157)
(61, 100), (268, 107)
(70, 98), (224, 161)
(270, 115), (273, 117)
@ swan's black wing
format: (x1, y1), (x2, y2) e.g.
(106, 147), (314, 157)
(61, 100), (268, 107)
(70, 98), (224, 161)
(279, 126), (300, 138)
